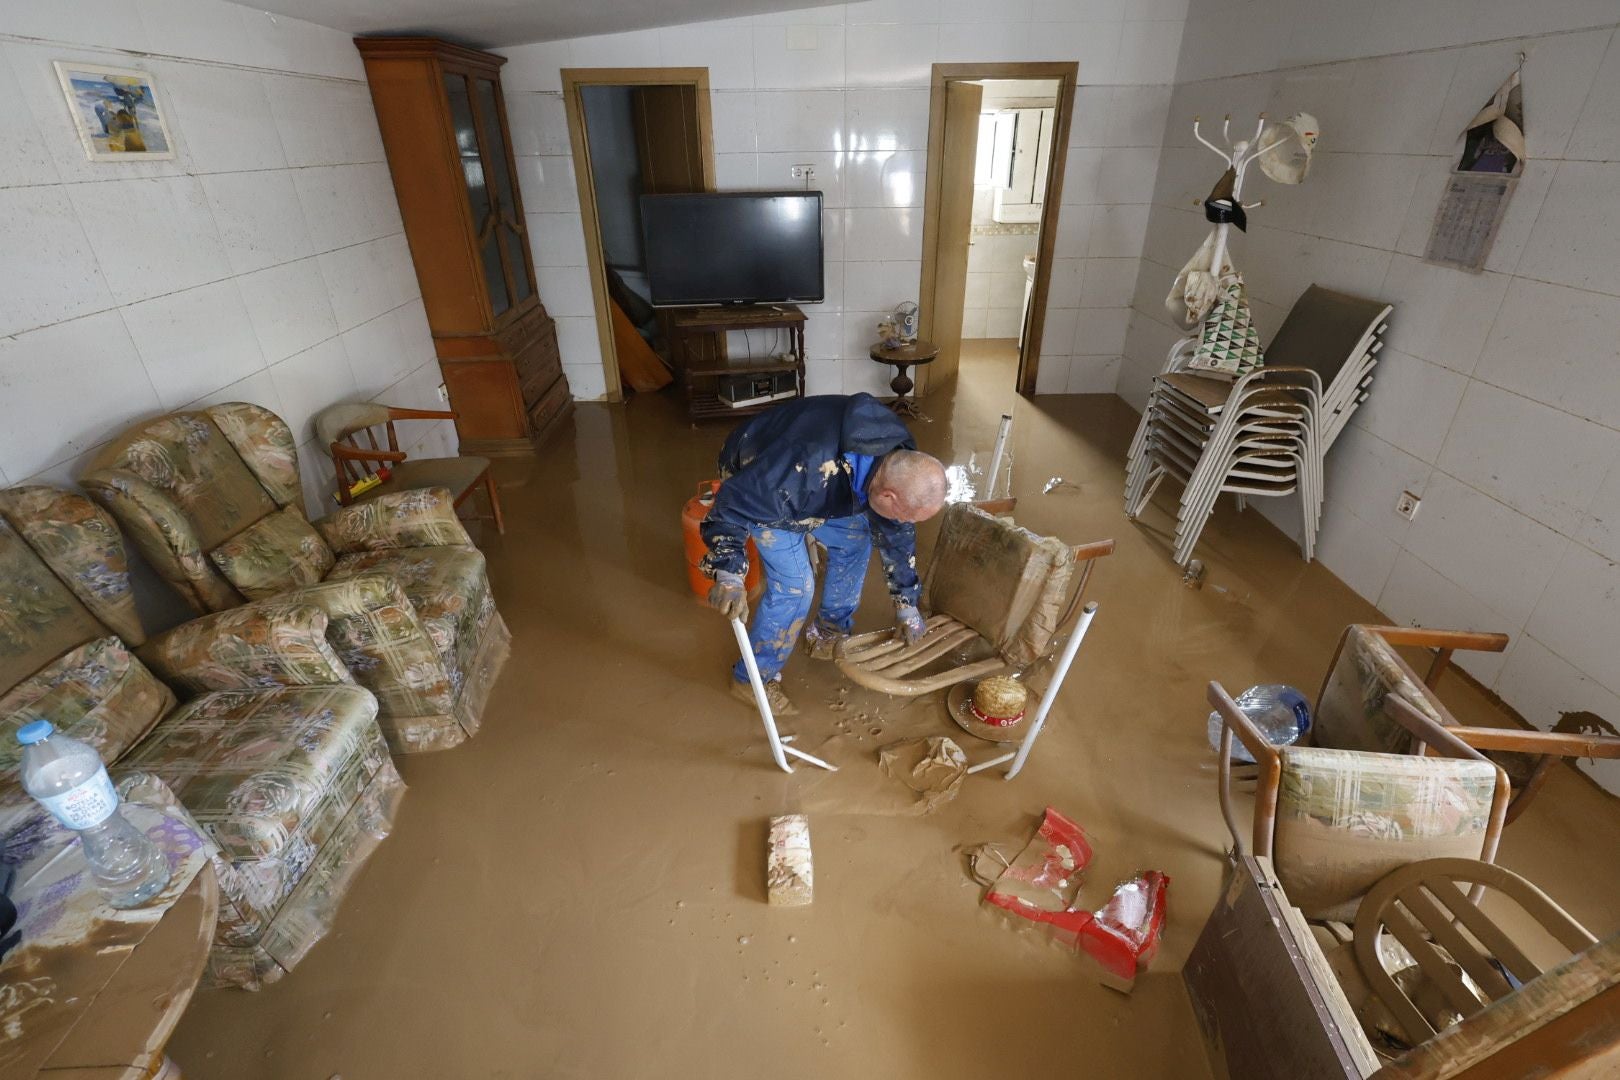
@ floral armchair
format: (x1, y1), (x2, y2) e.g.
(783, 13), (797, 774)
(0, 485), (403, 989)
(79, 403), (511, 754)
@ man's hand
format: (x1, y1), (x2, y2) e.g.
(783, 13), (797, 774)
(708, 571), (749, 621)
(896, 602), (926, 645)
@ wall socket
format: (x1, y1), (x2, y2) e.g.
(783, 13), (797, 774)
(790, 163), (816, 181)
(437, 382), (450, 405)
(1395, 490), (1421, 521)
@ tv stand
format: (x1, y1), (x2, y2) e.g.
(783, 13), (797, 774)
(671, 304), (807, 421)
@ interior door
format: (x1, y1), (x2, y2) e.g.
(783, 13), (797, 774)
(925, 79), (983, 391)
(632, 85), (704, 194)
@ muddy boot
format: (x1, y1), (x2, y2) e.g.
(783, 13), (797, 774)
(804, 620), (848, 661)
(731, 676), (799, 716)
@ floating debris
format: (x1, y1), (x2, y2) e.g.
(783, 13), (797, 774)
(1043, 476), (1080, 495)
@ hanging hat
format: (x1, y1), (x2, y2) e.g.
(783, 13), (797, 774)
(1202, 167), (1248, 232)
(1256, 112), (1320, 185)
(947, 675), (1030, 744)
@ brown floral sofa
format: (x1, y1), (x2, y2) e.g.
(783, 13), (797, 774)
(80, 403), (510, 754)
(0, 485), (403, 989)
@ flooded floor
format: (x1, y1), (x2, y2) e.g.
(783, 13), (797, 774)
(169, 341), (1620, 1078)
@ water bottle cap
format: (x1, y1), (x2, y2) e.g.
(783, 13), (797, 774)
(16, 720), (54, 746)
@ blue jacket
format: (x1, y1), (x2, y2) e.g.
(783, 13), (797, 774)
(699, 394), (921, 604)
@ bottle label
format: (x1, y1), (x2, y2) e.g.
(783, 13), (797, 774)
(36, 767), (119, 830)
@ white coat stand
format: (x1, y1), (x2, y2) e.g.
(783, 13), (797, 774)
(731, 617), (838, 773)
(965, 601), (1099, 779)
(1193, 113), (1271, 280)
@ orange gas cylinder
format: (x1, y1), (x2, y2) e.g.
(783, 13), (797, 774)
(683, 480), (761, 598)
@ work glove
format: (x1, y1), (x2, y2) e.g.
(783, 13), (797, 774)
(708, 571), (749, 622)
(896, 602), (927, 645)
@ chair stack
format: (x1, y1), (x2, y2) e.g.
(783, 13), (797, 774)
(1124, 284), (1392, 567)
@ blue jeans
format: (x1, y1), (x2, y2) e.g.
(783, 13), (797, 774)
(732, 515), (872, 684)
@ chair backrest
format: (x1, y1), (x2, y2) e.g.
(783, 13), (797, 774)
(920, 503), (1078, 669)
(1265, 284), (1392, 391)
(1272, 747), (1501, 923)
(1314, 625), (1451, 755)
(1353, 858), (1598, 1046)
(0, 487), (171, 807)
(316, 402), (398, 500)
(81, 404), (301, 612)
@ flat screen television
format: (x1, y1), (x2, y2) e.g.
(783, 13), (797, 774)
(640, 191), (824, 307)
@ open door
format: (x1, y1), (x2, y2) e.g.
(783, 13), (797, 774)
(633, 85), (704, 193)
(922, 79), (983, 393)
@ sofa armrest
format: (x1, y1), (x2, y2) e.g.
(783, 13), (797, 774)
(315, 487), (472, 554)
(139, 599), (353, 694)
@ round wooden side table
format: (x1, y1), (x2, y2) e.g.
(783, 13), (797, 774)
(869, 340), (939, 418)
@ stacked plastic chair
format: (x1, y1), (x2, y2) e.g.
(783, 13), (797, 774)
(1125, 284), (1392, 567)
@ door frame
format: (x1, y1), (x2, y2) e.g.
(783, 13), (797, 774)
(561, 67), (715, 404)
(917, 61), (1078, 398)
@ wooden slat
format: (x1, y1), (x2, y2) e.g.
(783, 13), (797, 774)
(1394, 884), (1514, 1001)
(1417, 875), (1543, 985)
(871, 625), (979, 676)
(1380, 900), (1488, 1021)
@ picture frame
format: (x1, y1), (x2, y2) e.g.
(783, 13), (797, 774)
(53, 61), (175, 162)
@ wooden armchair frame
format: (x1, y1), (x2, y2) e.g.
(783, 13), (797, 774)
(1336, 626), (1620, 822)
(327, 406), (504, 534)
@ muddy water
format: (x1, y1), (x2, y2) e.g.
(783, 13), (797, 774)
(167, 341), (1620, 1078)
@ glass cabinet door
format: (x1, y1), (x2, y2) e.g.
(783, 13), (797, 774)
(444, 71), (511, 318)
(475, 77), (533, 304)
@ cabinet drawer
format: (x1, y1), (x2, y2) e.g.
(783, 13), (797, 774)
(527, 370), (572, 435)
(515, 325), (563, 406)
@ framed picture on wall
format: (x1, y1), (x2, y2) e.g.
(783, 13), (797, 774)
(53, 61), (175, 161)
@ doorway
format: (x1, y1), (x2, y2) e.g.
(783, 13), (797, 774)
(561, 68), (716, 403)
(917, 62), (1078, 400)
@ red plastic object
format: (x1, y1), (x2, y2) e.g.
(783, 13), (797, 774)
(982, 807), (1169, 992)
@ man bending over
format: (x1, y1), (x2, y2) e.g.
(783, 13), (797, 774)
(700, 393), (948, 715)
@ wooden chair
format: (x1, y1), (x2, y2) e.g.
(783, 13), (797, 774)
(1352, 857), (1599, 1048)
(834, 501), (1113, 696)
(1311, 625), (1620, 823)
(1210, 680), (1511, 924)
(315, 403), (504, 534)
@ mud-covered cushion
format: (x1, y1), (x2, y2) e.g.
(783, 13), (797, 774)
(316, 488), (472, 554)
(209, 507), (336, 601)
(205, 402), (302, 511)
(922, 503), (1074, 668)
(1273, 746), (1498, 922)
(0, 636), (175, 806)
(118, 683), (387, 934)
(138, 600), (351, 695)
(1314, 626), (1448, 755)
(328, 546), (489, 693)
(0, 486), (144, 645)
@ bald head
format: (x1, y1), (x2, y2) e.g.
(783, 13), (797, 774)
(868, 450), (948, 523)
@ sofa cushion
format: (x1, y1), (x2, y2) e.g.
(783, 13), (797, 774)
(328, 546), (489, 695)
(0, 636), (175, 807)
(209, 507), (336, 601)
(1314, 626), (1448, 755)
(117, 683), (388, 937)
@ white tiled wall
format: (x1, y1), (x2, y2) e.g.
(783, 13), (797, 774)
(499, 0), (1187, 401)
(0, 1), (448, 531)
(1121, 1), (1620, 788)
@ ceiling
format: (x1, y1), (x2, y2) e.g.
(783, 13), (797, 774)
(228, 0), (847, 48)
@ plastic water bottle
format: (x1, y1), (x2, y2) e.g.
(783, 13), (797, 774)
(17, 721), (170, 909)
(1206, 684), (1312, 765)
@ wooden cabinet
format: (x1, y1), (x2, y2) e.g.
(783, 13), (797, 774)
(357, 37), (571, 455)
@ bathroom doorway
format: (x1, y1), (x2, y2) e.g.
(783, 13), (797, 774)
(917, 62), (1077, 399)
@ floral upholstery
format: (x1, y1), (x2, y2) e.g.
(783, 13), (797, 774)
(209, 506), (336, 600)
(83, 407), (510, 753)
(138, 600), (352, 695)
(0, 636), (173, 809)
(1, 484), (404, 989)
(1273, 746), (1499, 922)
(1313, 626), (1448, 755)
(317, 487), (474, 553)
(0, 485), (144, 645)
(206, 402), (302, 511)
